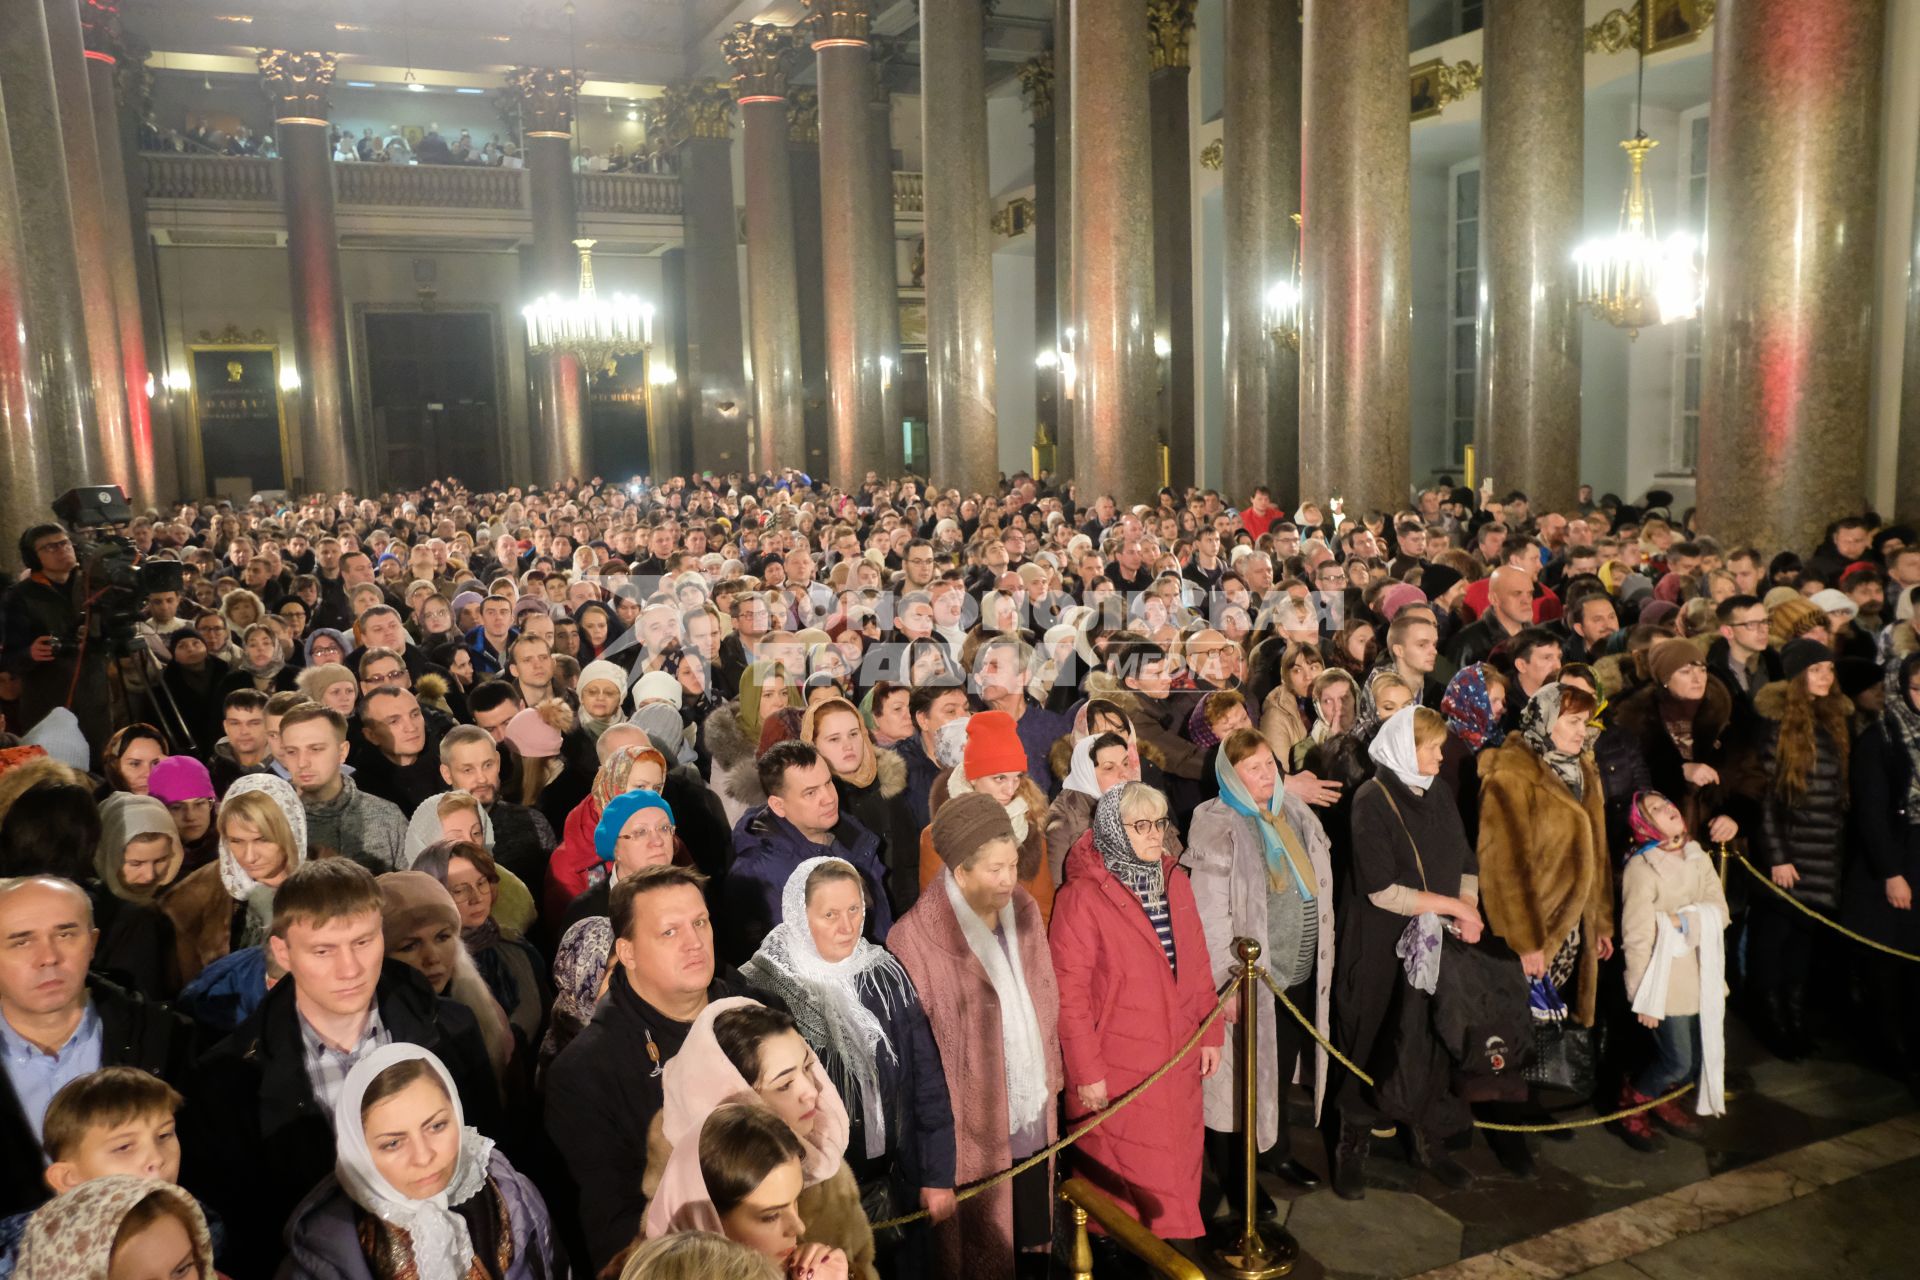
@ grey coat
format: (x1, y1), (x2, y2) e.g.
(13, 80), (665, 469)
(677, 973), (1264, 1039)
(1185, 792), (1336, 1148)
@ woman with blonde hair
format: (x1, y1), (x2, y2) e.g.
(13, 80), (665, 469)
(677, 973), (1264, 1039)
(619, 1232), (779, 1280)
(161, 773), (306, 982)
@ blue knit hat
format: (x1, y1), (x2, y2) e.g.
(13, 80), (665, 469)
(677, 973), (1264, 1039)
(594, 789), (676, 860)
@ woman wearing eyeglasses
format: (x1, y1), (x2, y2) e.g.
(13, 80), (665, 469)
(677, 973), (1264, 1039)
(1047, 782), (1224, 1248)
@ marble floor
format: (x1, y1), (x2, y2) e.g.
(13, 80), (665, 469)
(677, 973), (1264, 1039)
(1117, 1016), (1917, 1280)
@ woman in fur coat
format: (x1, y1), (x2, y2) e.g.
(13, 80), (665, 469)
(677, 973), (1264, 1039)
(706, 661), (804, 827)
(1475, 682), (1615, 1175)
(1745, 639), (1851, 1059)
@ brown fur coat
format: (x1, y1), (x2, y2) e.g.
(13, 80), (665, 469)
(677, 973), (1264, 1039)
(1475, 740), (1615, 1026)
(159, 859), (239, 984)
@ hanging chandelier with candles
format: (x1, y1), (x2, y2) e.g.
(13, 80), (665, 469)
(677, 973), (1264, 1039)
(522, 238), (653, 379)
(1574, 41), (1702, 339)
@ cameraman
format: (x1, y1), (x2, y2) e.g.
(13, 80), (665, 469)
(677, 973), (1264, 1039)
(3, 523), (112, 755)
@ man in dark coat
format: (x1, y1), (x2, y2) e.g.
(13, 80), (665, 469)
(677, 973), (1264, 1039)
(724, 743), (895, 966)
(182, 860), (500, 1277)
(0, 878), (192, 1219)
(542, 867), (775, 1274)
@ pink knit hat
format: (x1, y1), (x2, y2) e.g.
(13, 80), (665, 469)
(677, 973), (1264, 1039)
(1376, 582), (1428, 621)
(501, 705), (565, 759)
(148, 756), (215, 806)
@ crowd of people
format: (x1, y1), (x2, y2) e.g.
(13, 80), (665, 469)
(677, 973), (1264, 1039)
(138, 116), (678, 177)
(0, 466), (1915, 1280)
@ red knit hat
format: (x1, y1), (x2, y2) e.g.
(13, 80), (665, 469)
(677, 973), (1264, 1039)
(964, 710), (1027, 781)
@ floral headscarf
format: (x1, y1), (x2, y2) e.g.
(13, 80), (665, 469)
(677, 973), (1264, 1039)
(1441, 663), (1505, 753)
(1627, 789), (1684, 856)
(1090, 784), (1168, 919)
(539, 915), (613, 1067)
(16, 1176), (215, 1280)
(1519, 683), (1587, 798)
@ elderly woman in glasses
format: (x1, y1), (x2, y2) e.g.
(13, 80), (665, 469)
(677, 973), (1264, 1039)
(1048, 781), (1224, 1244)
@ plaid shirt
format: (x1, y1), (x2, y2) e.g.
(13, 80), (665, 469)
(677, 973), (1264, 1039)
(298, 1006), (391, 1120)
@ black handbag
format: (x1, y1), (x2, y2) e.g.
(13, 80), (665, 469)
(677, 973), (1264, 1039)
(1521, 978), (1596, 1095)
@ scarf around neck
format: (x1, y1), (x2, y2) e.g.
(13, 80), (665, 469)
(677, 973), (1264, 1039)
(1212, 751), (1315, 899)
(941, 869), (1049, 1134)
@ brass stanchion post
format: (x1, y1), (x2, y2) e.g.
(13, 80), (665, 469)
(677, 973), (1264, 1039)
(1068, 1197), (1093, 1280)
(1214, 938), (1294, 1278)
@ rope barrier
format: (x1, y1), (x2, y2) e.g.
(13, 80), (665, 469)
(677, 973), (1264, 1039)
(1727, 850), (1920, 964)
(867, 969), (1242, 1231)
(1254, 964), (1702, 1131)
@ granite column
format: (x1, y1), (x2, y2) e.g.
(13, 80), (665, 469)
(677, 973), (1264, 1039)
(1477, 0), (1582, 515)
(1697, 0), (1885, 553)
(0, 76), (60, 532)
(807, 0), (888, 488)
(787, 91), (830, 474)
(82, 1), (161, 507)
(921, 0), (999, 495)
(725, 25), (807, 476)
(647, 248), (689, 480)
(260, 51), (357, 495)
(665, 81), (748, 473)
(1224, 0), (1302, 506)
(1071, 0), (1160, 502)
(513, 68), (589, 486)
(46, 0), (131, 496)
(1300, 0), (1408, 515)
(1149, 0), (1197, 494)
(1053, 0), (1076, 484)
(867, 40), (905, 479)
(1020, 55), (1060, 478)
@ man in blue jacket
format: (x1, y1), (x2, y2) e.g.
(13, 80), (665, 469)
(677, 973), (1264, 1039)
(723, 741), (894, 964)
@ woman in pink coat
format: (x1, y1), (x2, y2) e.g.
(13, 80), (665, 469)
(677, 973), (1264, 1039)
(1050, 782), (1225, 1241)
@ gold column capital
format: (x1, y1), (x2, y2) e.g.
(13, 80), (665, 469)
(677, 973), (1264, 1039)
(506, 66), (580, 138)
(657, 80), (736, 145)
(1147, 0), (1198, 71)
(723, 22), (802, 102)
(257, 50), (338, 125)
(786, 87), (820, 143)
(1017, 51), (1054, 120)
(806, 0), (872, 48)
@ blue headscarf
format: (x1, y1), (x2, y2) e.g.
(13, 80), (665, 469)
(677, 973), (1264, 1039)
(1212, 746), (1314, 900)
(593, 789), (676, 860)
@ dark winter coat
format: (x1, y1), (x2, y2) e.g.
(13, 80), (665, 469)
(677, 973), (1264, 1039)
(0, 976), (191, 1219)
(182, 960), (503, 1278)
(724, 806), (894, 965)
(539, 964), (770, 1274)
(485, 799), (558, 904)
(1845, 717), (1920, 952)
(281, 1148), (560, 1280)
(1705, 635), (1783, 738)
(1594, 679), (1745, 859)
(833, 746), (923, 915)
(1051, 832), (1223, 1238)
(1747, 682), (1852, 910)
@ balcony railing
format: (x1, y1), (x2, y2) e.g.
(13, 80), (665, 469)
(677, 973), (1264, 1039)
(334, 160), (524, 209)
(145, 154), (921, 220)
(893, 170), (923, 214)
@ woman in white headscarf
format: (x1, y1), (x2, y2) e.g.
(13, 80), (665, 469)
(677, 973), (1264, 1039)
(160, 772), (306, 984)
(1045, 731), (1144, 886)
(1326, 705), (1484, 1201)
(740, 857), (956, 1231)
(284, 1043), (561, 1280)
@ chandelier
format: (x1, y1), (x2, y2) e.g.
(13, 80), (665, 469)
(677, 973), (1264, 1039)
(1266, 213), (1303, 351)
(1574, 44), (1702, 339)
(522, 239), (653, 379)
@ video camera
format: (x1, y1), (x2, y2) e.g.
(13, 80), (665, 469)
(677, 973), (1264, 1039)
(51, 485), (186, 658)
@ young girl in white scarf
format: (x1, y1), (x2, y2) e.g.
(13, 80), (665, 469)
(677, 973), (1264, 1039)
(1617, 791), (1731, 1149)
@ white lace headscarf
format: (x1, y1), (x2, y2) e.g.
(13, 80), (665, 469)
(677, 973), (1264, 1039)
(333, 1043), (497, 1280)
(748, 856), (915, 1158)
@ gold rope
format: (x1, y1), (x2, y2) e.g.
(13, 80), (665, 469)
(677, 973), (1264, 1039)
(1727, 851), (1920, 963)
(867, 970), (1242, 1231)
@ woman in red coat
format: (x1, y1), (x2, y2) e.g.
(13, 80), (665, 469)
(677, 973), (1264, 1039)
(1051, 781), (1225, 1241)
